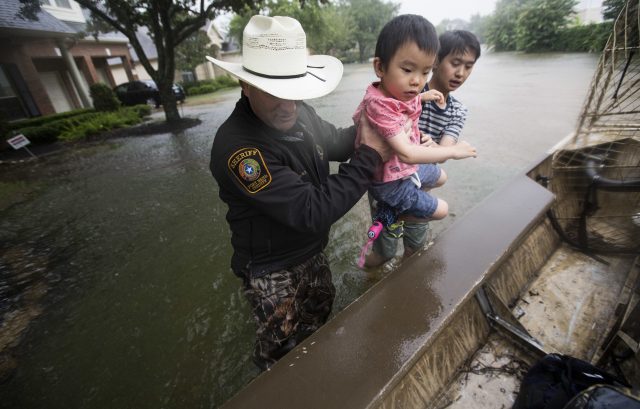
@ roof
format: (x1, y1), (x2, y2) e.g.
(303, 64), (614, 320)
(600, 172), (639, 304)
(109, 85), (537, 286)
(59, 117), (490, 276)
(70, 8), (129, 42)
(127, 28), (158, 62)
(0, 0), (75, 36)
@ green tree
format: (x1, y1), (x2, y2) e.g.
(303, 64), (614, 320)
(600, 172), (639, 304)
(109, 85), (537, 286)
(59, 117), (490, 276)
(313, 4), (355, 56)
(515, 0), (577, 52)
(347, 0), (398, 63)
(228, 1), (354, 58)
(228, 5), (260, 49)
(485, 0), (528, 51)
(468, 13), (490, 44)
(266, 0), (330, 52)
(436, 18), (469, 34)
(602, 0), (625, 20)
(19, 0), (258, 123)
(175, 30), (215, 81)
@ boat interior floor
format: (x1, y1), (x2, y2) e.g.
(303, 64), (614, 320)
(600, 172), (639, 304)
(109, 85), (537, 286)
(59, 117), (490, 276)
(433, 244), (640, 409)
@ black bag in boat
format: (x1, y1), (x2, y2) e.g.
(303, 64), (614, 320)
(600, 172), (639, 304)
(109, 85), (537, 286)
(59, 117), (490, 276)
(562, 384), (640, 408)
(512, 353), (629, 409)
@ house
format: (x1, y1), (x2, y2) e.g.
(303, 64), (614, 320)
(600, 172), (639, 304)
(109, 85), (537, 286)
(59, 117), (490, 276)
(191, 19), (229, 82)
(110, 18), (233, 85)
(0, 0), (136, 121)
(108, 27), (159, 85)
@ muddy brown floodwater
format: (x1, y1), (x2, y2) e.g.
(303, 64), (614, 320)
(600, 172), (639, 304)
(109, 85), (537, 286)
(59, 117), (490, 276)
(0, 52), (597, 409)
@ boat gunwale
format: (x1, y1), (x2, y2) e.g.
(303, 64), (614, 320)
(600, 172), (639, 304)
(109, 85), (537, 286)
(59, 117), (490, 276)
(221, 164), (556, 409)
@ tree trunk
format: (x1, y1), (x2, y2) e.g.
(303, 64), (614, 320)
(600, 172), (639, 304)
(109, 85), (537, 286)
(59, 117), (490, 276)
(157, 80), (181, 123)
(358, 44), (366, 63)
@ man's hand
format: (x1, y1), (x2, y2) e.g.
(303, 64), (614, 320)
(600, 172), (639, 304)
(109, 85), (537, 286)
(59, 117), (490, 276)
(359, 115), (392, 162)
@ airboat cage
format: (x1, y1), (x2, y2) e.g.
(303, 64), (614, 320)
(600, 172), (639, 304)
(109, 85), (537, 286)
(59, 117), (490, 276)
(550, 0), (640, 254)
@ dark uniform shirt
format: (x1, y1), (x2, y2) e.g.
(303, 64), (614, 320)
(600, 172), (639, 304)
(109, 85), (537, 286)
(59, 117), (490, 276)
(210, 94), (381, 278)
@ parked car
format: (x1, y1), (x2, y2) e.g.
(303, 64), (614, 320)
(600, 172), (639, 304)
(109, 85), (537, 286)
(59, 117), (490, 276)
(113, 80), (186, 107)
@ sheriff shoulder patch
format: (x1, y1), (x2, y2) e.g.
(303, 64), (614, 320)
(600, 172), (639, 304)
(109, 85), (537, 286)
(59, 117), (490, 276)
(228, 147), (272, 194)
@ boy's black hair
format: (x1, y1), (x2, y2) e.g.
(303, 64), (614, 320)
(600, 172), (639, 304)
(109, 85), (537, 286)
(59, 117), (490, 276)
(374, 14), (438, 69)
(438, 30), (481, 62)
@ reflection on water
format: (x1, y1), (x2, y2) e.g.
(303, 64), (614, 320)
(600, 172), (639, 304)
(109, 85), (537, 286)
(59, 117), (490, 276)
(0, 52), (597, 408)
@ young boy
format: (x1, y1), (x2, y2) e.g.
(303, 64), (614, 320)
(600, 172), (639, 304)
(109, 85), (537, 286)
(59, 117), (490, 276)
(355, 17), (477, 268)
(365, 30), (481, 268)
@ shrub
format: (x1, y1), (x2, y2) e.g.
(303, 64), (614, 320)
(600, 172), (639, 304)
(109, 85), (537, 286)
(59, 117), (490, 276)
(129, 104), (152, 118)
(58, 106), (145, 142)
(17, 124), (64, 144)
(182, 75), (238, 96)
(555, 22), (613, 52)
(90, 83), (121, 111)
(215, 75), (238, 88)
(8, 108), (93, 131)
(188, 84), (217, 95)
(12, 105), (149, 144)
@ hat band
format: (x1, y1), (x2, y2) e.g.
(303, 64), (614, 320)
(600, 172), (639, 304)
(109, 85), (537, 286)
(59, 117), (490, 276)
(243, 66), (327, 83)
(243, 66), (306, 79)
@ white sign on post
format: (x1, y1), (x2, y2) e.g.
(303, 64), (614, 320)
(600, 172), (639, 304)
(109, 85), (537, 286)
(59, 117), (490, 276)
(7, 134), (30, 150)
(6, 134), (36, 158)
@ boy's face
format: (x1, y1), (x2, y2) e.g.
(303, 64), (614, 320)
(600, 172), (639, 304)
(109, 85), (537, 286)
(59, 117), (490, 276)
(374, 41), (436, 102)
(432, 48), (477, 93)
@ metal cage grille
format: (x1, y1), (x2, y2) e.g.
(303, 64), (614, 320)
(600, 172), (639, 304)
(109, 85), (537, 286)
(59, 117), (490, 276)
(549, 1), (640, 254)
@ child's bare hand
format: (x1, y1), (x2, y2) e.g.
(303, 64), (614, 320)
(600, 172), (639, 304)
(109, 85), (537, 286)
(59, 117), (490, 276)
(421, 89), (445, 105)
(452, 141), (477, 159)
(420, 132), (436, 146)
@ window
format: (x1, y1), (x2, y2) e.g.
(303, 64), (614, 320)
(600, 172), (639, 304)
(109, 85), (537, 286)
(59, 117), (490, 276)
(0, 68), (16, 98)
(181, 71), (195, 83)
(0, 66), (29, 120)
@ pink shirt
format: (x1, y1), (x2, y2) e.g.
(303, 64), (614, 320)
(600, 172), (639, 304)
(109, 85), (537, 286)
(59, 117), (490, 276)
(353, 83), (421, 183)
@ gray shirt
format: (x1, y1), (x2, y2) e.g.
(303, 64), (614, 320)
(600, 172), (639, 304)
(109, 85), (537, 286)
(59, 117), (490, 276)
(418, 90), (467, 144)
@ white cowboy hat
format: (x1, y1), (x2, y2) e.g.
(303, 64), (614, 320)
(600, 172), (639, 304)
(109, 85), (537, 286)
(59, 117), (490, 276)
(206, 15), (343, 100)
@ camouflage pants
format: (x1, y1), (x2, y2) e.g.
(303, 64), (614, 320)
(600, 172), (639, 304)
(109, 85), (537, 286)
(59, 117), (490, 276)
(242, 252), (335, 371)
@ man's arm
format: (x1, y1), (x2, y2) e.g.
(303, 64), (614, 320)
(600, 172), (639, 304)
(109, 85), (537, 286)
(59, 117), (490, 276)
(302, 102), (390, 163)
(213, 141), (382, 235)
(439, 101), (468, 145)
(299, 102), (355, 162)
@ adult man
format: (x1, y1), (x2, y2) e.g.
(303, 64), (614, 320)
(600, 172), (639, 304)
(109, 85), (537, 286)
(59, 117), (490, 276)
(206, 15), (388, 370)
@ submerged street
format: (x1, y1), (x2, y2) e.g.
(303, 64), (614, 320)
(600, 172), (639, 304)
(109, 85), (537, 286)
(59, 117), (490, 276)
(0, 52), (597, 408)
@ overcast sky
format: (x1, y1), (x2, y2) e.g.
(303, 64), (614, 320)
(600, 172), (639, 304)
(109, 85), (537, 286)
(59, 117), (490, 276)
(398, 0), (497, 24)
(214, 0), (604, 34)
(398, 0), (603, 25)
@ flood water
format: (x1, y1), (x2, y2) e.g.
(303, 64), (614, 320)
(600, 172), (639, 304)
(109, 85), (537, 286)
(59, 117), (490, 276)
(0, 52), (598, 408)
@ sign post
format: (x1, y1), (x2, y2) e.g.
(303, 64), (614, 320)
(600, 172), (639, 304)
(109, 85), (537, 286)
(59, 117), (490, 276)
(6, 134), (37, 158)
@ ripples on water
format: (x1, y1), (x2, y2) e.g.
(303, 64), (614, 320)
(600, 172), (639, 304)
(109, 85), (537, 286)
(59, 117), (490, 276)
(0, 53), (597, 408)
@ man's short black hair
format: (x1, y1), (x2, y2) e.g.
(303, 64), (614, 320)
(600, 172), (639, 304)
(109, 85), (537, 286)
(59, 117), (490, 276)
(374, 14), (439, 69)
(438, 30), (481, 62)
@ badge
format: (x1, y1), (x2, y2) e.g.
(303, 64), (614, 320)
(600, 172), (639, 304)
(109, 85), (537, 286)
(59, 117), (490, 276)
(228, 147), (272, 193)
